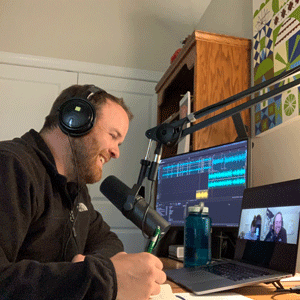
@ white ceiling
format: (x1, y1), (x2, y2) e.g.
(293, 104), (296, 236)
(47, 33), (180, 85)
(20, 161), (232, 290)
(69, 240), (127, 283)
(141, 0), (212, 27)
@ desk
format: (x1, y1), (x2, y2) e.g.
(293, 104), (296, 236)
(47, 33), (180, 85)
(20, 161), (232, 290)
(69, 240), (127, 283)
(161, 258), (300, 299)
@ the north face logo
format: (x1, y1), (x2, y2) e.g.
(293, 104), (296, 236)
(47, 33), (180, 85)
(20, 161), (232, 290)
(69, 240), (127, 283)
(77, 203), (88, 212)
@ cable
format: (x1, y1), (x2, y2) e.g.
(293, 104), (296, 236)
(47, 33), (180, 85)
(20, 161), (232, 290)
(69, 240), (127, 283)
(141, 181), (155, 239)
(142, 179), (164, 244)
(67, 134), (80, 194)
(270, 283), (300, 299)
(271, 288), (300, 299)
(63, 134), (81, 260)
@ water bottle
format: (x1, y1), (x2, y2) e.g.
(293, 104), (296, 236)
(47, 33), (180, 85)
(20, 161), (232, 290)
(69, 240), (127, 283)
(184, 202), (211, 267)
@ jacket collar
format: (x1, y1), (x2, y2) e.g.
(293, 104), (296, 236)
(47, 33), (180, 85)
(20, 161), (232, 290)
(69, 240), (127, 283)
(20, 129), (82, 203)
(20, 129), (67, 186)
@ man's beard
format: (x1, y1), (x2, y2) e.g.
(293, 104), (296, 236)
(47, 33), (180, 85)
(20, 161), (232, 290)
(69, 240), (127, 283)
(67, 138), (102, 184)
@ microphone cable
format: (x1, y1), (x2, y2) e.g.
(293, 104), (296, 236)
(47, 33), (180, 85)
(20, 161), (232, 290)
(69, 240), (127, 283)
(141, 180), (165, 252)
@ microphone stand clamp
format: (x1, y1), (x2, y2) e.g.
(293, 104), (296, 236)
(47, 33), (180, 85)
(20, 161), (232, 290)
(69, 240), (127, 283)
(123, 184), (142, 211)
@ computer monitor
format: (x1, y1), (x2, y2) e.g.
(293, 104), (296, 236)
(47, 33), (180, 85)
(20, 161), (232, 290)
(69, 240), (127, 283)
(155, 139), (249, 228)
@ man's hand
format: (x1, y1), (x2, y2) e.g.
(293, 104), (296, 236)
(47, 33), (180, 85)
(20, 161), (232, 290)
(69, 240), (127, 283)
(72, 254), (85, 263)
(111, 252), (167, 300)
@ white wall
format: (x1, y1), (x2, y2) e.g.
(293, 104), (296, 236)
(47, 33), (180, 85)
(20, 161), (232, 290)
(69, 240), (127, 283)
(0, 0), (253, 72)
(0, 0), (211, 72)
(251, 117), (300, 187)
(195, 0), (253, 39)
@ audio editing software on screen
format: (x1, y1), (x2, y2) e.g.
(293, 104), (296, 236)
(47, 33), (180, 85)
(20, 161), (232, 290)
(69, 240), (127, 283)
(155, 140), (248, 227)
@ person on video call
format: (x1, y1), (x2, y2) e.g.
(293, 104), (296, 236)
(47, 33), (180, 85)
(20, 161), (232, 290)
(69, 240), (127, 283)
(264, 212), (287, 243)
(244, 216), (258, 240)
(0, 85), (166, 299)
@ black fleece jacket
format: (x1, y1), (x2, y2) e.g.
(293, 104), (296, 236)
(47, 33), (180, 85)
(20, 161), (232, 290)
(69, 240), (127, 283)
(0, 130), (124, 299)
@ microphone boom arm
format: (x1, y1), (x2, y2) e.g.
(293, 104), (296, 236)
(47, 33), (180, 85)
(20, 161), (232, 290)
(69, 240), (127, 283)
(126, 65), (300, 238)
(183, 75), (300, 138)
(146, 65), (300, 145)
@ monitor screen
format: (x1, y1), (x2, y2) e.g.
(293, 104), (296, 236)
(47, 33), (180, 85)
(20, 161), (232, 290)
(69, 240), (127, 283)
(155, 139), (249, 227)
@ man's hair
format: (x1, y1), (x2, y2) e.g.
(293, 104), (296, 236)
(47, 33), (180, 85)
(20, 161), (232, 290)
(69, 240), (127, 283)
(251, 216), (257, 228)
(40, 84), (133, 133)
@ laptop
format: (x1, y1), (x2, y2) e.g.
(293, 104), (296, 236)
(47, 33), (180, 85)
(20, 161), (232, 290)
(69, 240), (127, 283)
(165, 178), (300, 295)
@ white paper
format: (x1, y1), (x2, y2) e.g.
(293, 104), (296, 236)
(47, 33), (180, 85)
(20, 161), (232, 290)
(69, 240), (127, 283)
(150, 284), (177, 299)
(150, 284), (250, 300)
(174, 292), (251, 299)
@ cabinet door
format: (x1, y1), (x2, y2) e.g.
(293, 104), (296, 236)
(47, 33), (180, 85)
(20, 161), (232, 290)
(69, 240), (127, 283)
(0, 64), (77, 140)
(79, 73), (157, 253)
(193, 36), (251, 150)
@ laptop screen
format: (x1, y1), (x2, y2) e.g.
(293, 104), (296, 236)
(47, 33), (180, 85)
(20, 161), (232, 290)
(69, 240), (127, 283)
(234, 179), (300, 274)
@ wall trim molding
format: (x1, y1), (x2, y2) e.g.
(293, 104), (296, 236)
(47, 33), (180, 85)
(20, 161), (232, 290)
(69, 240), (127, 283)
(0, 51), (163, 82)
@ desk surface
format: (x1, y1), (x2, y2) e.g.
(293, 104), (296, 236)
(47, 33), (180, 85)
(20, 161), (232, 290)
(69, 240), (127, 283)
(161, 258), (300, 299)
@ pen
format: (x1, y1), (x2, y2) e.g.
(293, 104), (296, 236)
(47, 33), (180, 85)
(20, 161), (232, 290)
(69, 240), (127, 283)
(147, 226), (161, 253)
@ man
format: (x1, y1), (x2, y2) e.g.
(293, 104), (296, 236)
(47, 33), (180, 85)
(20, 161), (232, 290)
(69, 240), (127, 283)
(0, 85), (166, 299)
(264, 212), (287, 243)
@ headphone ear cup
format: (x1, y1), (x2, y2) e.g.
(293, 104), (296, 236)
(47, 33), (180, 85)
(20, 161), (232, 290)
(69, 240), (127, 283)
(58, 98), (96, 137)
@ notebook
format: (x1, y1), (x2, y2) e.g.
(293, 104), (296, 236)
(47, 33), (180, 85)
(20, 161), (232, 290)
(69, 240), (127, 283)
(165, 178), (300, 295)
(150, 284), (177, 300)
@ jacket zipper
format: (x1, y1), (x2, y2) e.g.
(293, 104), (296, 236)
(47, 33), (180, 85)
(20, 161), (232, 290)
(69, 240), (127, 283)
(69, 210), (77, 237)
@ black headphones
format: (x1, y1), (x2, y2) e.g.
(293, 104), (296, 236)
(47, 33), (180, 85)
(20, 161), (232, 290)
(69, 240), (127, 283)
(58, 85), (105, 137)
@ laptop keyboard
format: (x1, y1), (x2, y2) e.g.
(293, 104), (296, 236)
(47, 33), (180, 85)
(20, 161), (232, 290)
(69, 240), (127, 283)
(203, 263), (271, 281)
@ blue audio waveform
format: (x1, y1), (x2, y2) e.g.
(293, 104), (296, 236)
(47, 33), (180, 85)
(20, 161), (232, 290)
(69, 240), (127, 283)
(208, 178), (246, 188)
(208, 168), (246, 179)
(161, 151), (247, 179)
(213, 152), (247, 165)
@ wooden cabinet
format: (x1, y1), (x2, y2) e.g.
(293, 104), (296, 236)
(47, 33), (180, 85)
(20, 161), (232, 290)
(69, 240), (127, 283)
(155, 30), (251, 158)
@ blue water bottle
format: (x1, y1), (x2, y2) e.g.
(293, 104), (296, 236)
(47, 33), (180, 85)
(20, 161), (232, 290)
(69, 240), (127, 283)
(184, 202), (211, 267)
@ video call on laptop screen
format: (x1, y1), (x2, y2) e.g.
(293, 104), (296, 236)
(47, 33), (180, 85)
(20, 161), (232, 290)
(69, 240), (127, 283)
(239, 206), (300, 245)
(234, 179), (300, 274)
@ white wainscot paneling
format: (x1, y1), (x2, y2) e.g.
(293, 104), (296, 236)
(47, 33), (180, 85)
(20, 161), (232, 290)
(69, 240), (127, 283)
(0, 64), (77, 140)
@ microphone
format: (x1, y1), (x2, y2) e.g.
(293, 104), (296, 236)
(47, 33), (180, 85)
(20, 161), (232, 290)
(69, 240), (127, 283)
(100, 175), (171, 238)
